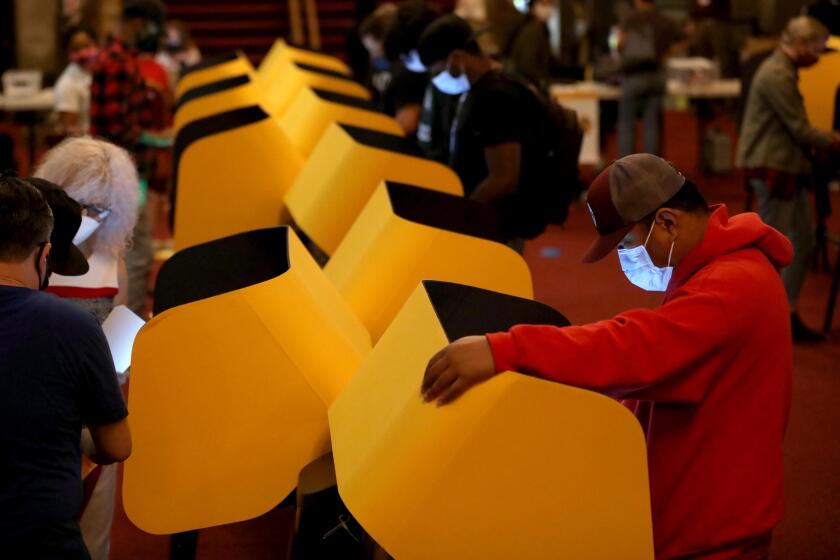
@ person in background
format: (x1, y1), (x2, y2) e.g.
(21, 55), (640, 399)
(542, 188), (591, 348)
(380, 0), (440, 135)
(617, 0), (682, 157)
(89, 0), (168, 317)
(54, 25), (98, 136)
(0, 175), (131, 559)
(155, 20), (202, 93)
(418, 14), (550, 248)
(737, 16), (840, 342)
(422, 154), (794, 560)
(502, 0), (558, 94)
(359, 3), (398, 110)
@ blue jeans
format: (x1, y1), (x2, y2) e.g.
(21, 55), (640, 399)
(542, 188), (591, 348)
(751, 178), (816, 309)
(618, 72), (666, 157)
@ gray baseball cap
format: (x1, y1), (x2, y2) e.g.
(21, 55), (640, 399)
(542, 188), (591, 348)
(582, 154), (685, 263)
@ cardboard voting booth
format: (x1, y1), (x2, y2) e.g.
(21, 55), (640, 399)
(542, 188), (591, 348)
(326, 182), (533, 341)
(285, 124), (464, 255)
(258, 39), (351, 82)
(173, 73), (261, 133)
(124, 227), (371, 534)
(261, 61), (370, 117)
(329, 281), (654, 560)
(175, 50), (252, 100)
(280, 88), (405, 157)
(800, 36), (840, 132)
(171, 105), (305, 250)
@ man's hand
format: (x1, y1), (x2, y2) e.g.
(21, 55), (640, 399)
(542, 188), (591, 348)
(421, 336), (497, 406)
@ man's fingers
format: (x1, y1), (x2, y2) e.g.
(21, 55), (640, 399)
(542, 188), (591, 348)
(421, 348), (449, 394)
(422, 367), (456, 402)
(437, 378), (470, 406)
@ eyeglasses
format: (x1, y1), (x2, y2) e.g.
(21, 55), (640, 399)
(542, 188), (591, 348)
(82, 204), (111, 222)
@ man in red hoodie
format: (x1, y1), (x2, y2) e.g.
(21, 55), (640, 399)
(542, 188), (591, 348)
(421, 154), (794, 559)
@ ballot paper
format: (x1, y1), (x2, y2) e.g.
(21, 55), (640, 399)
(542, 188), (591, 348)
(102, 305), (145, 374)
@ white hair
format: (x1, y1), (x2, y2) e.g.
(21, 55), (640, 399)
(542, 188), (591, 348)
(35, 136), (139, 256)
(781, 16), (829, 46)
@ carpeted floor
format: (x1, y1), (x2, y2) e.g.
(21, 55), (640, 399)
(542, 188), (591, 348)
(109, 109), (840, 559)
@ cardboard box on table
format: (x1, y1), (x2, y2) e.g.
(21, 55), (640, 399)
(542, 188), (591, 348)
(326, 182), (533, 341)
(123, 227), (371, 534)
(329, 280), (654, 560)
(174, 50), (253, 100)
(285, 124), (464, 256)
(280, 88), (404, 157)
(172, 105), (304, 250)
(173, 62), (369, 135)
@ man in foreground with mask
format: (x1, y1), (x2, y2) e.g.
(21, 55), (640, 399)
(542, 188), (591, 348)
(421, 154), (794, 559)
(738, 16), (840, 342)
(0, 176), (131, 558)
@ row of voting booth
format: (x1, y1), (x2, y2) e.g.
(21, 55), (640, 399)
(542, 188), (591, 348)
(124, 40), (655, 558)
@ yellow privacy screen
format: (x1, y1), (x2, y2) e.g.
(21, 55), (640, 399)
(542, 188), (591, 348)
(175, 50), (253, 100)
(326, 182), (533, 342)
(124, 227), (371, 534)
(259, 39), (350, 81)
(262, 61), (370, 117)
(280, 88), (404, 157)
(171, 105), (305, 250)
(329, 281), (654, 560)
(285, 124), (463, 255)
(799, 36), (840, 131)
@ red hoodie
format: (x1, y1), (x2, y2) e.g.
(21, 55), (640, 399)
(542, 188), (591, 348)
(487, 206), (794, 559)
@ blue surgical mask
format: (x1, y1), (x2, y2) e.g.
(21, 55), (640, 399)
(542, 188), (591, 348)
(402, 49), (426, 73)
(432, 58), (470, 95)
(617, 221), (675, 292)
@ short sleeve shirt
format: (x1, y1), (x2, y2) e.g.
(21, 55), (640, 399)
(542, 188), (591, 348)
(54, 63), (92, 133)
(0, 286), (127, 540)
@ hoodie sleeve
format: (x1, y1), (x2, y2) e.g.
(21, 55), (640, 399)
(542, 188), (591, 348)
(486, 284), (734, 404)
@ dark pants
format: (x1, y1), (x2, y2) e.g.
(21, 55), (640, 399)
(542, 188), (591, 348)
(7, 520), (91, 560)
(618, 71), (666, 157)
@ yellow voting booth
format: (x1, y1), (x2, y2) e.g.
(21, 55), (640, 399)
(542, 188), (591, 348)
(175, 51), (253, 100)
(172, 105), (305, 250)
(173, 62), (370, 134)
(280, 88), (404, 157)
(124, 227), (371, 534)
(258, 39), (350, 82)
(326, 182), (533, 341)
(800, 36), (840, 132)
(329, 281), (654, 560)
(285, 124), (464, 255)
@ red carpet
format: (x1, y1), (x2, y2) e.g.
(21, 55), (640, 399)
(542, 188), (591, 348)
(110, 110), (840, 558)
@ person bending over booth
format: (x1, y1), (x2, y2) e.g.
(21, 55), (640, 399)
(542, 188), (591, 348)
(0, 176), (131, 559)
(422, 155), (793, 560)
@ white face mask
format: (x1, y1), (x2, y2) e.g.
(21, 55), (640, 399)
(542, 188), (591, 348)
(73, 212), (109, 246)
(432, 57), (470, 95)
(617, 221), (675, 292)
(402, 49), (426, 73)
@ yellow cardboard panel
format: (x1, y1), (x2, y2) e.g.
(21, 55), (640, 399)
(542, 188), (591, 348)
(280, 88), (404, 157)
(175, 53), (253, 100)
(173, 71), (261, 134)
(284, 124), (463, 255)
(326, 183), (533, 341)
(800, 37), (840, 132)
(124, 228), (371, 534)
(173, 109), (305, 250)
(329, 282), (653, 559)
(258, 39), (350, 82)
(261, 62), (370, 117)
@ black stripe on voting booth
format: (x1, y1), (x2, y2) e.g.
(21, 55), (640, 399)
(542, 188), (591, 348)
(424, 280), (570, 343)
(174, 74), (252, 112)
(154, 227), (291, 315)
(294, 61), (356, 82)
(310, 88), (377, 112)
(339, 124), (424, 158)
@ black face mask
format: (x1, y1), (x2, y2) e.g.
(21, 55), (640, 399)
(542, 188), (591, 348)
(35, 242), (51, 291)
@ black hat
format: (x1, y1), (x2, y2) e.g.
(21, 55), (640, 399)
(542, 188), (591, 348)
(27, 178), (89, 276)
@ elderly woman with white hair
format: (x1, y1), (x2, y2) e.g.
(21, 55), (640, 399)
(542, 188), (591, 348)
(33, 136), (139, 560)
(35, 136), (139, 324)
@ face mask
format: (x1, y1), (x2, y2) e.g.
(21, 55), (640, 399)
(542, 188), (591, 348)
(35, 242), (51, 291)
(70, 47), (99, 71)
(617, 221), (675, 292)
(432, 57), (470, 95)
(73, 213), (107, 245)
(402, 50), (426, 73)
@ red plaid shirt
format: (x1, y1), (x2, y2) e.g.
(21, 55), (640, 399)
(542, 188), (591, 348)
(89, 38), (152, 148)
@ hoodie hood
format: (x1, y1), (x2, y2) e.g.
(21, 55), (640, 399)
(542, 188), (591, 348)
(667, 205), (793, 295)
